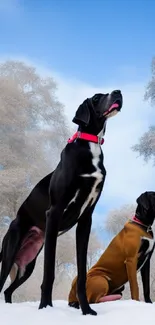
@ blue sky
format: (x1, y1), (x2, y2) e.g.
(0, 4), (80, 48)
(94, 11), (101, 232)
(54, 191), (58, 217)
(0, 0), (155, 85)
(0, 0), (155, 234)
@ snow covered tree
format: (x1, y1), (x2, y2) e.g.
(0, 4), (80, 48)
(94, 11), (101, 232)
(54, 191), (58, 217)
(132, 57), (155, 163)
(105, 204), (136, 236)
(87, 230), (104, 270)
(131, 57), (155, 300)
(0, 60), (70, 222)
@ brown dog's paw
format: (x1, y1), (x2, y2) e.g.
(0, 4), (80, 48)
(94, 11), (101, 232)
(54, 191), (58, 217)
(68, 301), (80, 309)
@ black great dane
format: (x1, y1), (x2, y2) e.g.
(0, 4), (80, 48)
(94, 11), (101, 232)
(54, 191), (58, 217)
(0, 90), (123, 315)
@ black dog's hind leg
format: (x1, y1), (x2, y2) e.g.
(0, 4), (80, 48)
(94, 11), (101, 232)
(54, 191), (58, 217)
(4, 258), (37, 303)
(0, 219), (24, 293)
(141, 256), (152, 303)
(76, 211), (97, 316)
(39, 206), (63, 309)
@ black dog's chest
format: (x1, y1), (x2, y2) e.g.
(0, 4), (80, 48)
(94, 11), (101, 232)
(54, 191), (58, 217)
(48, 142), (105, 235)
(137, 237), (155, 271)
(58, 147), (104, 235)
(58, 174), (103, 235)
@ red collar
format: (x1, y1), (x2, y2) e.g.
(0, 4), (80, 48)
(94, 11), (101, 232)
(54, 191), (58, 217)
(132, 215), (152, 232)
(68, 131), (104, 145)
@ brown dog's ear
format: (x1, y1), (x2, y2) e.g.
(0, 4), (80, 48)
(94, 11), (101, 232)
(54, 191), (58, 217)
(72, 100), (90, 126)
(136, 192), (149, 211)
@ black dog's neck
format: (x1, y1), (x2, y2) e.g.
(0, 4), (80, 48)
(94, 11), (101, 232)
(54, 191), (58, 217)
(81, 102), (107, 135)
(78, 116), (107, 137)
(77, 126), (105, 137)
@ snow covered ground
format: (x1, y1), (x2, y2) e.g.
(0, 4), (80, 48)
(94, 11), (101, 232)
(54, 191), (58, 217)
(0, 299), (155, 325)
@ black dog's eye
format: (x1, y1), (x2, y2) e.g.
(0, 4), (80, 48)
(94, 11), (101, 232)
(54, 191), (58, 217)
(92, 94), (103, 105)
(93, 95), (99, 102)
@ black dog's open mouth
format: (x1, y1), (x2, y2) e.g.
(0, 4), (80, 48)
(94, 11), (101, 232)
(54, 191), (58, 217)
(103, 100), (121, 116)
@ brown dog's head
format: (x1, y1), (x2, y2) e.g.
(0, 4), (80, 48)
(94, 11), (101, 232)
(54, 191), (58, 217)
(72, 90), (123, 136)
(136, 191), (155, 226)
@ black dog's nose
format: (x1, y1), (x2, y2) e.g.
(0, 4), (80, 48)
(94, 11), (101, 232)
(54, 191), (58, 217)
(113, 90), (121, 94)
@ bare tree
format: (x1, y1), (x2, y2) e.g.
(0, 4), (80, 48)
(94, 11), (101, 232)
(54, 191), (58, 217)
(0, 60), (70, 222)
(132, 57), (155, 163)
(105, 204), (136, 236)
(0, 168), (29, 222)
(87, 230), (104, 270)
(130, 57), (155, 300)
(144, 57), (155, 105)
(132, 126), (155, 164)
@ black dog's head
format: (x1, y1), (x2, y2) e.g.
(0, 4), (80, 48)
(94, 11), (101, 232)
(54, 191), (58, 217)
(136, 191), (155, 226)
(72, 90), (123, 135)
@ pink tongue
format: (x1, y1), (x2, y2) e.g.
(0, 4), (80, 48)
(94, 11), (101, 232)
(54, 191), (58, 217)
(109, 103), (119, 112)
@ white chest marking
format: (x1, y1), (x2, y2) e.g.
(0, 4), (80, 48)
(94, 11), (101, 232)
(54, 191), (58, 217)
(79, 142), (103, 217)
(142, 236), (155, 254)
(137, 236), (155, 272)
(62, 141), (103, 226)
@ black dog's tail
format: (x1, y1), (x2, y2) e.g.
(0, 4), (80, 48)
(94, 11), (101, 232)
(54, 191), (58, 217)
(0, 249), (2, 263)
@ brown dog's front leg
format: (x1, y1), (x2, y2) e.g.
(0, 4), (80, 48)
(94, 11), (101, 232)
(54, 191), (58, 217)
(39, 206), (62, 309)
(125, 257), (139, 301)
(76, 213), (97, 316)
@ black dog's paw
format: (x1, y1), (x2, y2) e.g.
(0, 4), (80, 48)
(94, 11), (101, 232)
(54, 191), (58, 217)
(82, 306), (97, 316)
(39, 300), (53, 309)
(68, 302), (80, 309)
(145, 298), (152, 304)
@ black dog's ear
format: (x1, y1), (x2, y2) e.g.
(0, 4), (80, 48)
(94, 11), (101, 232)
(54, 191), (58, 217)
(72, 100), (90, 126)
(136, 192), (149, 211)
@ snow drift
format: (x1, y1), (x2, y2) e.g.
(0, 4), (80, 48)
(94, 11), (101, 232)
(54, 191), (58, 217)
(0, 299), (155, 325)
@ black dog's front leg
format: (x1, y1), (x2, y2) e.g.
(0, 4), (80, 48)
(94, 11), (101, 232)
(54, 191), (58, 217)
(76, 212), (97, 316)
(141, 257), (152, 303)
(39, 206), (62, 309)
